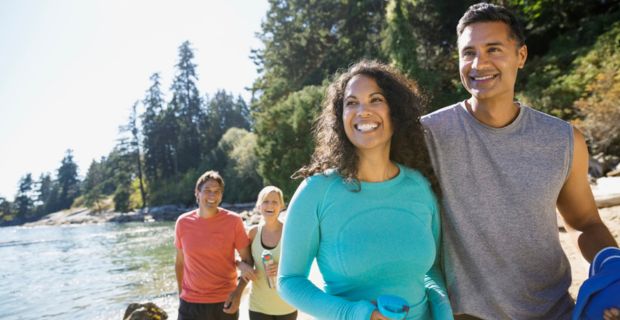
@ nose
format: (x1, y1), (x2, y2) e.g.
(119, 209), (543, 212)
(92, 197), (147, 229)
(471, 52), (487, 70)
(356, 103), (372, 117)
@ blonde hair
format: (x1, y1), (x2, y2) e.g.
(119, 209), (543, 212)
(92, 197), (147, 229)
(255, 186), (284, 210)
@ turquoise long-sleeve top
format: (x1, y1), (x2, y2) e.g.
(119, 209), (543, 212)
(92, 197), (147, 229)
(278, 164), (453, 320)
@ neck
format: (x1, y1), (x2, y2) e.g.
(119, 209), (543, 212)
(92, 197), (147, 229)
(356, 149), (398, 182)
(263, 219), (282, 231)
(466, 97), (520, 128)
(198, 206), (218, 218)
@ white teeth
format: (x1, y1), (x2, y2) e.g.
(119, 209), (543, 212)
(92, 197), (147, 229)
(473, 75), (495, 80)
(355, 123), (378, 132)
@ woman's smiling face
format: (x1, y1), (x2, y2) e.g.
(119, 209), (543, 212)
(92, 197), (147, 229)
(342, 74), (393, 154)
(259, 191), (283, 219)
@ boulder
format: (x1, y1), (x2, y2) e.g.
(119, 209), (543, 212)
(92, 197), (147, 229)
(123, 302), (168, 320)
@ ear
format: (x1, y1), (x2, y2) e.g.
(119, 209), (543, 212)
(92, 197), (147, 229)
(517, 44), (528, 69)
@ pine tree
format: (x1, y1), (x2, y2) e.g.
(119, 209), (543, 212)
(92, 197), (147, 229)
(119, 102), (147, 208)
(35, 173), (54, 214)
(14, 173), (35, 218)
(142, 73), (177, 182)
(170, 41), (204, 173)
(56, 150), (81, 210)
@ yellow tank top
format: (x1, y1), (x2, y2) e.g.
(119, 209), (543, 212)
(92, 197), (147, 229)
(249, 225), (296, 315)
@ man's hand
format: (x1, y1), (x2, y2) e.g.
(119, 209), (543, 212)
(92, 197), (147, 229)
(604, 308), (620, 320)
(237, 260), (257, 282)
(223, 290), (241, 314)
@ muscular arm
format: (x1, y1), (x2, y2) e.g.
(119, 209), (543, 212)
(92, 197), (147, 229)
(223, 245), (253, 314)
(175, 248), (184, 295)
(556, 128), (618, 262)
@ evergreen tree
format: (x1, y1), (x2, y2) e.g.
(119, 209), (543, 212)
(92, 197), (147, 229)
(252, 0), (387, 106)
(119, 102), (147, 208)
(14, 173), (35, 218)
(56, 150), (81, 210)
(205, 90), (251, 152)
(0, 197), (12, 222)
(142, 72), (178, 182)
(170, 41), (204, 173)
(382, 0), (470, 108)
(34, 173), (54, 214)
(82, 159), (107, 212)
(255, 85), (323, 198)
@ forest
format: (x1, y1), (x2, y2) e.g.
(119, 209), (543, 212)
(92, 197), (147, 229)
(1, 0), (619, 225)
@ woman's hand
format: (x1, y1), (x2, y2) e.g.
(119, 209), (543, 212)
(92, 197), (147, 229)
(604, 308), (620, 320)
(370, 310), (389, 320)
(265, 261), (278, 278)
(237, 260), (257, 282)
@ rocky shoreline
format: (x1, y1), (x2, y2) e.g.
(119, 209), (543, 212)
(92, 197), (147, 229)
(22, 202), (257, 227)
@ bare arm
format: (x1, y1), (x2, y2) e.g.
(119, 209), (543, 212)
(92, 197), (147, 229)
(223, 245), (254, 314)
(175, 248), (184, 295)
(557, 128), (618, 262)
(237, 227), (258, 282)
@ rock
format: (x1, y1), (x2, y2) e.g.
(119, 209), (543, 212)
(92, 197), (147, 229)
(144, 205), (187, 221)
(123, 302), (168, 320)
(607, 162), (620, 177)
(592, 177), (620, 208)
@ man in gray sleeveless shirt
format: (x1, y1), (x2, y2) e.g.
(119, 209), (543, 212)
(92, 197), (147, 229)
(420, 3), (618, 319)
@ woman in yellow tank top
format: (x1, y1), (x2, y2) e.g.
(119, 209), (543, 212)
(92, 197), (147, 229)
(238, 186), (297, 320)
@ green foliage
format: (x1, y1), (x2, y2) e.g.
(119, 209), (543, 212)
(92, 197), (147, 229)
(129, 177), (147, 209)
(517, 9), (620, 119)
(14, 173), (34, 217)
(204, 91), (251, 152)
(148, 168), (199, 206)
(255, 85), (324, 199)
(56, 150), (81, 210)
(382, 0), (471, 109)
(571, 22), (620, 156)
(212, 128), (262, 203)
(170, 41), (205, 173)
(252, 0), (387, 109)
(113, 187), (131, 213)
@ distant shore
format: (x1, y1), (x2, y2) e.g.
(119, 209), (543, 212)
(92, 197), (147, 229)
(21, 202), (257, 227)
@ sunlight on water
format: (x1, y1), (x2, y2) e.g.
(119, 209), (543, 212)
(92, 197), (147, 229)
(0, 222), (178, 320)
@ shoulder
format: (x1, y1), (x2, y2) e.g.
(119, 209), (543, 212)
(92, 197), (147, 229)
(300, 169), (343, 190)
(218, 208), (245, 223)
(176, 210), (197, 223)
(522, 104), (571, 130)
(248, 225), (259, 241)
(421, 102), (463, 128)
(400, 166), (432, 191)
(288, 170), (344, 214)
(398, 165), (438, 204)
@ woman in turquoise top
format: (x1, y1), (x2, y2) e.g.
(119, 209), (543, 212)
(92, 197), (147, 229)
(277, 60), (453, 320)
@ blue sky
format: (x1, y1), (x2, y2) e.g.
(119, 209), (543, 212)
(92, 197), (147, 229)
(0, 0), (269, 199)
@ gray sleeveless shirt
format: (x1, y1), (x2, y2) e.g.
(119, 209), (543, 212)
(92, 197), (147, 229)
(421, 102), (574, 319)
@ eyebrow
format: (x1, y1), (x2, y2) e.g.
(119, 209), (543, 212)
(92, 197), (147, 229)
(461, 41), (506, 51)
(344, 91), (384, 99)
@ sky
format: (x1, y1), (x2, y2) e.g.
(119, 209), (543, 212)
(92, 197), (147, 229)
(0, 0), (269, 199)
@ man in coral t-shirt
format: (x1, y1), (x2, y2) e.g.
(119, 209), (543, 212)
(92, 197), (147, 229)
(175, 170), (252, 320)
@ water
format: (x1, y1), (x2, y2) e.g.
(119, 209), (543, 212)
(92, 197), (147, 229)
(0, 222), (178, 320)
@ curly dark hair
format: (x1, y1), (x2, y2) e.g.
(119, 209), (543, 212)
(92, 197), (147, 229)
(294, 59), (440, 196)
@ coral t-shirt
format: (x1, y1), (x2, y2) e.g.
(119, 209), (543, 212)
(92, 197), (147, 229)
(175, 208), (250, 303)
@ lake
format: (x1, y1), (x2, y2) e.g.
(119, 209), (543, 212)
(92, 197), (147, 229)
(0, 222), (179, 320)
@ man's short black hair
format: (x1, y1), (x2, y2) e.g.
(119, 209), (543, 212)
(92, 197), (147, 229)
(457, 2), (526, 47)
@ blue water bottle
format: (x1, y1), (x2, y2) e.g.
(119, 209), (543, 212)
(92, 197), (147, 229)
(261, 250), (276, 288)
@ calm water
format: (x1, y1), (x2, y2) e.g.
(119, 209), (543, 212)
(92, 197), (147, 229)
(0, 222), (179, 320)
